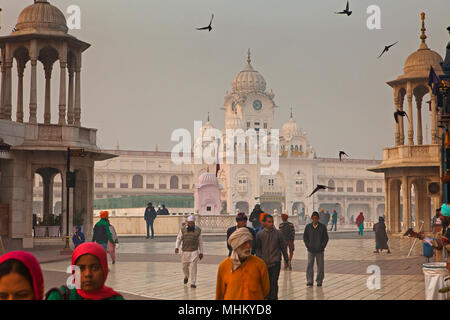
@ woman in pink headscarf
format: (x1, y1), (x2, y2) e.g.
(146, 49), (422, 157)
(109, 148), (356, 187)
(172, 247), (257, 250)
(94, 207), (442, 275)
(0, 251), (44, 300)
(46, 242), (124, 300)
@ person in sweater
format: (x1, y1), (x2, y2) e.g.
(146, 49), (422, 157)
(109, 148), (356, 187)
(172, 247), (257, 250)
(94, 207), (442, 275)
(92, 211), (114, 251)
(72, 226), (85, 249)
(144, 202), (157, 239)
(373, 216), (391, 253)
(356, 212), (365, 236)
(330, 210), (338, 232)
(279, 214), (295, 270)
(255, 214), (289, 300)
(46, 242), (124, 300)
(249, 204), (263, 230)
(303, 211), (329, 287)
(175, 215), (204, 288)
(216, 227), (269, 300)
(226, 212), (256, 256)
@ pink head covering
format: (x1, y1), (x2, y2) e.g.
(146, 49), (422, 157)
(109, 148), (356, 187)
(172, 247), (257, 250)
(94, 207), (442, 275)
(0, 251), (44, 300)
(71, 242), (122, 300)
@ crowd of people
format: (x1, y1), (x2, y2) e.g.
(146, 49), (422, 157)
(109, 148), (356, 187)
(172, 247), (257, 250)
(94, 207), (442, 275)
(1, 203), (449, 300)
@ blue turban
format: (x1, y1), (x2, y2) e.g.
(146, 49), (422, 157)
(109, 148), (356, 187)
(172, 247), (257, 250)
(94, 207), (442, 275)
(440, 203), (450, 217)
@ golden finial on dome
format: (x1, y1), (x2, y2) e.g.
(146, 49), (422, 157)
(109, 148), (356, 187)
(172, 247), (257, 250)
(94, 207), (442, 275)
(290, 107), (293, 119)
(247, 48), (251, 64)
(420, 12), (428, 49)
(207, 112), (210, 122)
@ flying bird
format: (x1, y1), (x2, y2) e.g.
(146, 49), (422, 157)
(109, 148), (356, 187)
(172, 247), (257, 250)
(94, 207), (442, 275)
(196, 13), (214, 32)
(308, 184), (335, 198)
(378, 41), (398, 58)
(339, 151), (349, 161)
(394, 110), (409, 123)
(335, 1), (352, 16)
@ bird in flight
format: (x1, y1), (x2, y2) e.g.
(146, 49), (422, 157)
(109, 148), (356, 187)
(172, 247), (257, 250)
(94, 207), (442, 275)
(335, 1), (352, 16)
(196, 13), (214, 32)
(394, 110), (408, 123)
(339, 151), (349, 161)
(308, 184), (335, 198)
(378, 41), (398, 58)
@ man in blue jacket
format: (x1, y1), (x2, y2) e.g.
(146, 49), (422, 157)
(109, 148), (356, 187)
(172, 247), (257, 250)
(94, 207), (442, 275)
(303, 211), (329, 287)
(144, 202), (157, 239)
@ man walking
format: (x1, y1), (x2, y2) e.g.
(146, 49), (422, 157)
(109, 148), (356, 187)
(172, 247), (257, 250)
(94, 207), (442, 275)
(250, 204), (263, 230)
(255, 214), (289, 300)
(303, 211), (329, 287)
(92, 211), (115, 251)
(144, 202), (157, 239)
(226, 212), (256, 256)
(330, 210), (338, 231)
(175, 215), (204, 288)
(279, 214), (295, 270)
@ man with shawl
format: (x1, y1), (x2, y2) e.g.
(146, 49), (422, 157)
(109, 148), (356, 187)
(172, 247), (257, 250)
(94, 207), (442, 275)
(46, 242), (124, 300)
(216, 227), (269, 300)
(0, 251), (44, 300)
(373, 217), (391, 253)
(356, 212), (365, 236)
(175, 215), (204, 288)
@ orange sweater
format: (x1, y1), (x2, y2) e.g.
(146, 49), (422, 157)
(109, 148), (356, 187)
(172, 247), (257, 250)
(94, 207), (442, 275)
(216, 255), (270, 300)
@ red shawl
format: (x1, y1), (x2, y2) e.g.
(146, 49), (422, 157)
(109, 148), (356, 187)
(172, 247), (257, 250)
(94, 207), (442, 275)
(0, 251), (44, 300)
(356, 213), (364, 226)
(71, 242), (122, 300)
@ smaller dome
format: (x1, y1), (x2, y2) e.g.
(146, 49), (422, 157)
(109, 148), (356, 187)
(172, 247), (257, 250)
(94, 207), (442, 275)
(14, 0), (68, 35)
(198, 173), (219, 186)
(281, 114), (301, 141)
(401, 12), (444, 78)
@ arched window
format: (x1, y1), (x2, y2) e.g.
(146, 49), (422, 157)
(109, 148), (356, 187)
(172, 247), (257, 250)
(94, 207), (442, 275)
(295, 145), (298, 151)
(356, 180), (365, 192)
(328, 179), (335, 191)
(95, 175), (104, 188)
(120, 175), (128, 189)
(107, 175), (116, 189)
(132, 175), (143, 188)
(170, 176), (179, 189)
(300, 145), (303, 152)
(290, 145), (294, 151)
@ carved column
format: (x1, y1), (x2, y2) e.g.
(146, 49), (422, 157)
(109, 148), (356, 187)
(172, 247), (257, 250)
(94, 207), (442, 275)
(416, 95), (423, 145)
(406, 82), (414, 145)
(29, 57), (38, 124)
(430, 90), (437, 144)
(16, 62), (25, 123)
(67, 67), (75, 125)
(394, 95), (400, 146)
(3, 58), (12, 121)
(44, 63), (53, 124)
(0, 59), (5, 119)
(74, 68), (81, 126)
(58, 60), (67, 125)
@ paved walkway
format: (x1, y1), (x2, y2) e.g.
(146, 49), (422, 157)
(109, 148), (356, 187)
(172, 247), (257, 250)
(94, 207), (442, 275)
(36, 237), (442, 300)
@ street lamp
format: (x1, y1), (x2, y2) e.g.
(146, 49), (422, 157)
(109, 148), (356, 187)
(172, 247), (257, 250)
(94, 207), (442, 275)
(61, 147), (86, 254)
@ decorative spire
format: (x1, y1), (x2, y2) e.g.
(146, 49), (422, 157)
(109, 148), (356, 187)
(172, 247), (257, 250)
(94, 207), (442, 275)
(420, 12), (428, 49)
(290, 107), (293, 119)
(247, 48), (251, 64)
(207, 112), (210, 122)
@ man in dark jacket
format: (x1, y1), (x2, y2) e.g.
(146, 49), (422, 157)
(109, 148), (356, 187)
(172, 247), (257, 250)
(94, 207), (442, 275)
(249, 204), (263, 230)
(255, 214), (289, 300)
(303, 211), (329, 287)
(144, 202), (157, 239)
(226, 212), (256, 256)
(92, 211), (114, 251)
(160, 204), (170, 215)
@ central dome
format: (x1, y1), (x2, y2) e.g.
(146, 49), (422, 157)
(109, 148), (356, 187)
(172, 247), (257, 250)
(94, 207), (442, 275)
(231, 50), (267, 93)
(403, 47), (443, 77)
(198, 173), (219, 186)
(14, 0), (68, 35)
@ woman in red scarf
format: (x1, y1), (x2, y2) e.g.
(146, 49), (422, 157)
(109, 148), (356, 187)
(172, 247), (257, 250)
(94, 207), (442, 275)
(356, 212), (365, 236)
(0, 251), (44, 300)
(46, 242), (124, 300)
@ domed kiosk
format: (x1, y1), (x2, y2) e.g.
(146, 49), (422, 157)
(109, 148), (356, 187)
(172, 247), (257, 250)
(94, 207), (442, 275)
(194, 172), (223, 215)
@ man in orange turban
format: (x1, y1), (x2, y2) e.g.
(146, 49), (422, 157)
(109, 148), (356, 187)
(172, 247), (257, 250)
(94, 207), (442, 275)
(92, 211), (114, 251)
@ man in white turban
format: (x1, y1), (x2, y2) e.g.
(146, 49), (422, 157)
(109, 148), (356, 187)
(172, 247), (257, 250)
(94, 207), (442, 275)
(175, 215), (203, 288)
(216, 228), (269, 300)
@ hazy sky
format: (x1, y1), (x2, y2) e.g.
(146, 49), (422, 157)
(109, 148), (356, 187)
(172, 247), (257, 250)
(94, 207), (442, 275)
(1, 0), (449, 159)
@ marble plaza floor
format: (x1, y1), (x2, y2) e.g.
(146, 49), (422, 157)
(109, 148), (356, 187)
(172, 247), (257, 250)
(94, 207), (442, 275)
(39, 235), (437, 300)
